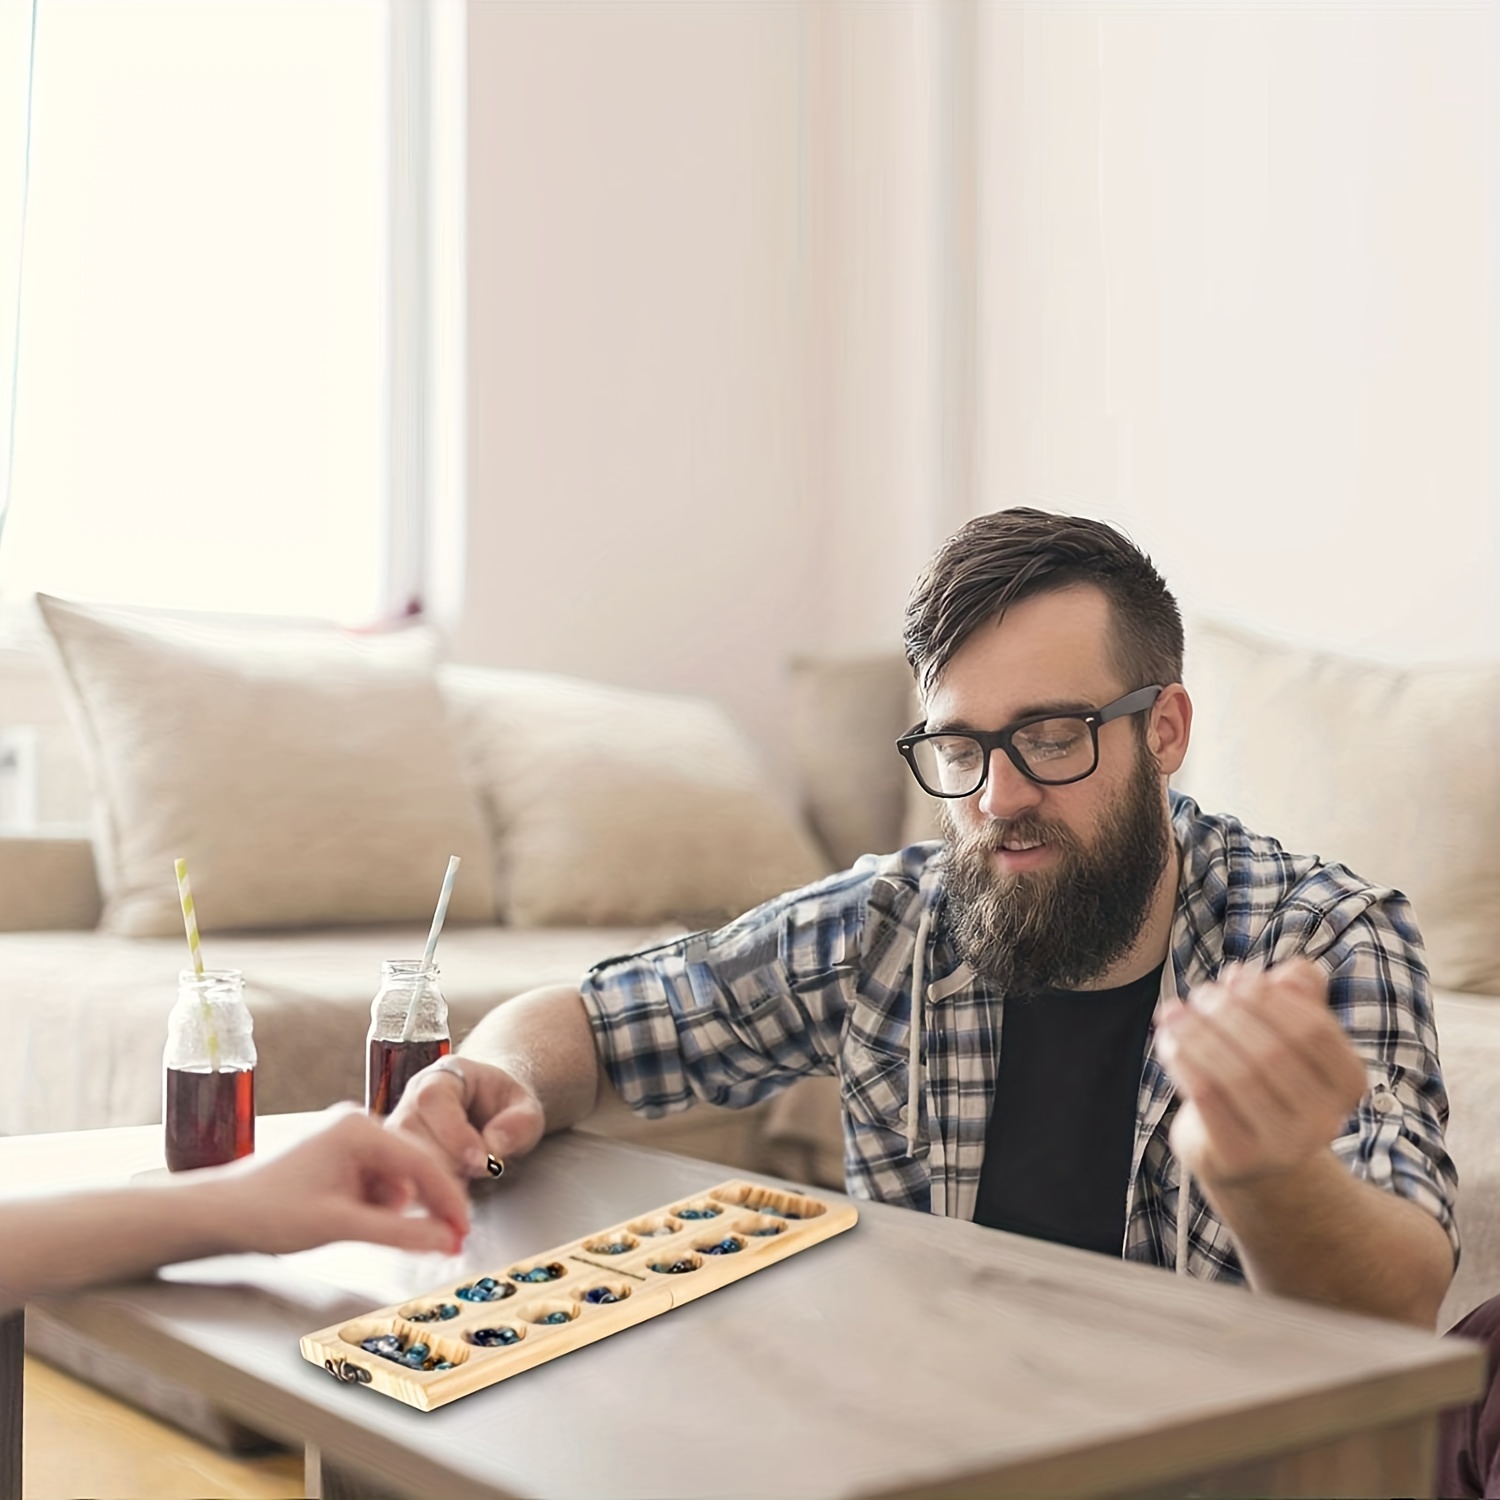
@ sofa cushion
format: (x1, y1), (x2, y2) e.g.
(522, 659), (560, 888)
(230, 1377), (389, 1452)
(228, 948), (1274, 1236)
(35, 595), (495, 936)
(0, 835), (101, 931)
(441, 665), (830, 927)
(788, 652), (918, 869)
(1177, 618), (1500, 995)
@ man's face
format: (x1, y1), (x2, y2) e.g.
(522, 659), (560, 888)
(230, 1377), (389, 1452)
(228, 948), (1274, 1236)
(923, 585), (1173, 993)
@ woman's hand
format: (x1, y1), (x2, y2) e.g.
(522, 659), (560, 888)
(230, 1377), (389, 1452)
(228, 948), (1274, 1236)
(204, 1105), (471, 1256)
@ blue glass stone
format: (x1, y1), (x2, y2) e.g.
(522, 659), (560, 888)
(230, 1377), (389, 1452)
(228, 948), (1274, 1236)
(583, 1287), (621, 1304)
(408, 1304), (459, 1323)
(754, 1203), (801, 1218)
(676, 1207), (719, 1220)
(539, 1310), (571, 1325)
(748, 1224), (783, 1237)
(456, 1281), (511, 1303)
(652, 1259), (698, 1274)
(594, 1241), (632, 1255)
(701, 1237), (742, 1255)
(512, 1264), (563, 1283)
(408, 1343), (429, 1359)
(432, 1359), (454, 1370)
(361, 1334), (403, 1357)
(471, 1326), (521, 1347)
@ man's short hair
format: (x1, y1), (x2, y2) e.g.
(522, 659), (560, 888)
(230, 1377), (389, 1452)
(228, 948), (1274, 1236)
(903, 507), (1184, 699)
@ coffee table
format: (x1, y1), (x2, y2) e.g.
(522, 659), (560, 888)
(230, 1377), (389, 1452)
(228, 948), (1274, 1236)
(1, 1114), (1484, 1499)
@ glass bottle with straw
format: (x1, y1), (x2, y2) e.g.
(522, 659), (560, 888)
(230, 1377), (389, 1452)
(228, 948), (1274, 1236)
(163, 858), (256, 1172)
(366, 856), (458, 1116)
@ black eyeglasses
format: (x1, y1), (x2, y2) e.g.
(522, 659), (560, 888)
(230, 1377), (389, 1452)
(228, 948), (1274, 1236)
(896, 685), (1163, 796)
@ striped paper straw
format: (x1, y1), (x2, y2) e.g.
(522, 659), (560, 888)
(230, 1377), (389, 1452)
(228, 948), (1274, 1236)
(174, 856), (219, 1070)
(401, 855), (461, 1041)
(174, 857), (205, 978)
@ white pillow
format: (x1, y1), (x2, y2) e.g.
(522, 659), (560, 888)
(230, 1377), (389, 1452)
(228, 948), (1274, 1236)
(440, 666), (831, 927)
(37, 594), (495, 935)
(1177, 617), (1500, 994)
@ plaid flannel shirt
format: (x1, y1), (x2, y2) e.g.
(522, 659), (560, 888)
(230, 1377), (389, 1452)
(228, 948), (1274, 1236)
(579, 792), (1459, 1281)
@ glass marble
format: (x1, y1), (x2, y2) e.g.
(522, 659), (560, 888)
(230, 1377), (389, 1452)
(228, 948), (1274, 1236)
(511, 1264), (564, 1284)
(471, 1326), (522, 1347)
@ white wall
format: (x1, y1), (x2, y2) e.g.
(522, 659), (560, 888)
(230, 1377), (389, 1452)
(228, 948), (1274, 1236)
(458, 2), (1500, 790)
(458, 2), (957, 786)
(461, 3), (809, 787)
(974, 3), (1500, 663)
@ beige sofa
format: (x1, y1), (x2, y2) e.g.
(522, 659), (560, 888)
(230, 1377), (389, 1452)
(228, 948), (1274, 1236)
(3, 600), (1499, 1341)
(0, 597), (848, 1187)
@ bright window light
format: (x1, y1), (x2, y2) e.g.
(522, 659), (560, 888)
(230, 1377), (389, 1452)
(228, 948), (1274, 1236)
(0, 0), (390, 622)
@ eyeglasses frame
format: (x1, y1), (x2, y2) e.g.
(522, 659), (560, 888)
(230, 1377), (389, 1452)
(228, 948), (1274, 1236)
(896, 684), (1165, 796)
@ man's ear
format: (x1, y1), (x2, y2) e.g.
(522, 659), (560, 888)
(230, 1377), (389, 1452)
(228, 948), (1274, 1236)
(1146, 683), (1192, 776)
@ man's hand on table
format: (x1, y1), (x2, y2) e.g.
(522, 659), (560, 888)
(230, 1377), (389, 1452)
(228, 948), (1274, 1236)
(387, 1055), (548, 1182)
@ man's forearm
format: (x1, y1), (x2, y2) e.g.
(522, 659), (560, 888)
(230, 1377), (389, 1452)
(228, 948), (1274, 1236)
(1199, 1148), (1454, 1328)
(457, 984), (603, 1133)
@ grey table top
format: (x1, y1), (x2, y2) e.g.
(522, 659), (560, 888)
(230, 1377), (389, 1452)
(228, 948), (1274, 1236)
(7, 1115), (1485, 1499)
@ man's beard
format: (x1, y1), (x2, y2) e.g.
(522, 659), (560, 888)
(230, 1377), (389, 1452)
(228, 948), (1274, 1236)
(940, 744), (1172, 994)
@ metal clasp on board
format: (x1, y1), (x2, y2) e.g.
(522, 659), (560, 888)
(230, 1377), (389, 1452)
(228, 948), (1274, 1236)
(324, 1358), (372, 1385)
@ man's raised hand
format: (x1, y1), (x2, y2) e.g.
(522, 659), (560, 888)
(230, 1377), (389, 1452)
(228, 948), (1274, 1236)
(1154, 957), (1369, 1189)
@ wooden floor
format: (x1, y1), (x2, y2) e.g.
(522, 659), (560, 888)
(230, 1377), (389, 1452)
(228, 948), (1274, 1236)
(23, 1355), (306, 1500)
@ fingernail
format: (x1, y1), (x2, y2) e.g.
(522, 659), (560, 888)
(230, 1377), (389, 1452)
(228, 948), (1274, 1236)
(463, 1147), (486, 1174)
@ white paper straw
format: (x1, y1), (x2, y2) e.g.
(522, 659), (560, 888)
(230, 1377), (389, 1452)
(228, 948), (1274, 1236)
(401, 855), (460, 1042)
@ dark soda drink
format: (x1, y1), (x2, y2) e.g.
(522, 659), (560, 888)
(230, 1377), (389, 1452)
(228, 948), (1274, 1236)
(164, 1066), (255, 1172)
(367, 1036), (451, 1116)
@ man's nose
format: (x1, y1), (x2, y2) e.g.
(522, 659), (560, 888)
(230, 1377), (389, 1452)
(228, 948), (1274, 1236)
(976, 748), (1045, 821)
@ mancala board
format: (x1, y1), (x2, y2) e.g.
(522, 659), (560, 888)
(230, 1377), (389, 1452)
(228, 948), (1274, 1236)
(302, 1177), (858, 1410)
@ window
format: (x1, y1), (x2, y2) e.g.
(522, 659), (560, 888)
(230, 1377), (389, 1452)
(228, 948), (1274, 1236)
(0, 0), (459, 624)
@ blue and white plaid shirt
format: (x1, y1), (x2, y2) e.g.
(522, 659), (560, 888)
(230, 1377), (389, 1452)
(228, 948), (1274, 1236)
(579, 792), (1458, 1282)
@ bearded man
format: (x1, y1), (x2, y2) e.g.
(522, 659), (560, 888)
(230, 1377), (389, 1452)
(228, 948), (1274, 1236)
(390, 508), (1456, 1332)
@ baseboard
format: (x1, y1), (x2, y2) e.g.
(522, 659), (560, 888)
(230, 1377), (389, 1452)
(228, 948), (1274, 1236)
(25, 1306), (287, 1456)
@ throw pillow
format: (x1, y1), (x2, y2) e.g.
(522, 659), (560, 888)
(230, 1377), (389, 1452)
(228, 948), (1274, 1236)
(36, 594), (495, 935)
(440, 665), (831, 927)
(1177, 617), (1500, 994)
(787, 651), (919, 868)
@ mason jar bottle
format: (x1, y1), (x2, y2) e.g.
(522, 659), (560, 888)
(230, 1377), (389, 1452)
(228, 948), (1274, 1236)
(366, 959), (450, 1116)
(163, 968), (256, 1172)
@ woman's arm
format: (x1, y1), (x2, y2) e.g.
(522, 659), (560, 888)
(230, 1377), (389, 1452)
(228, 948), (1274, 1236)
(0, 1107), (470, 1313)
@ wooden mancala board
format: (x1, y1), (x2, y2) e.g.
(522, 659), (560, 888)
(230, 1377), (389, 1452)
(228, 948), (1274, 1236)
(302, 1177), (859, 1411)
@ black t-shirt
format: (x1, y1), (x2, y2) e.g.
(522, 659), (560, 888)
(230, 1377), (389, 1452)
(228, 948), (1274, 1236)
(973, 962), (1164, 1257)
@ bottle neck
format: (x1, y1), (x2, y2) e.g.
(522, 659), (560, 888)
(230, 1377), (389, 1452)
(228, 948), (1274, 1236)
(371, 960), (448, 1042)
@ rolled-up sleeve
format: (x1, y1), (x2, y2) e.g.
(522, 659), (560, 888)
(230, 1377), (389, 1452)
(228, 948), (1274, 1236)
(1288, 883), (1461, 1266)
(578, 865), (876, 1117)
